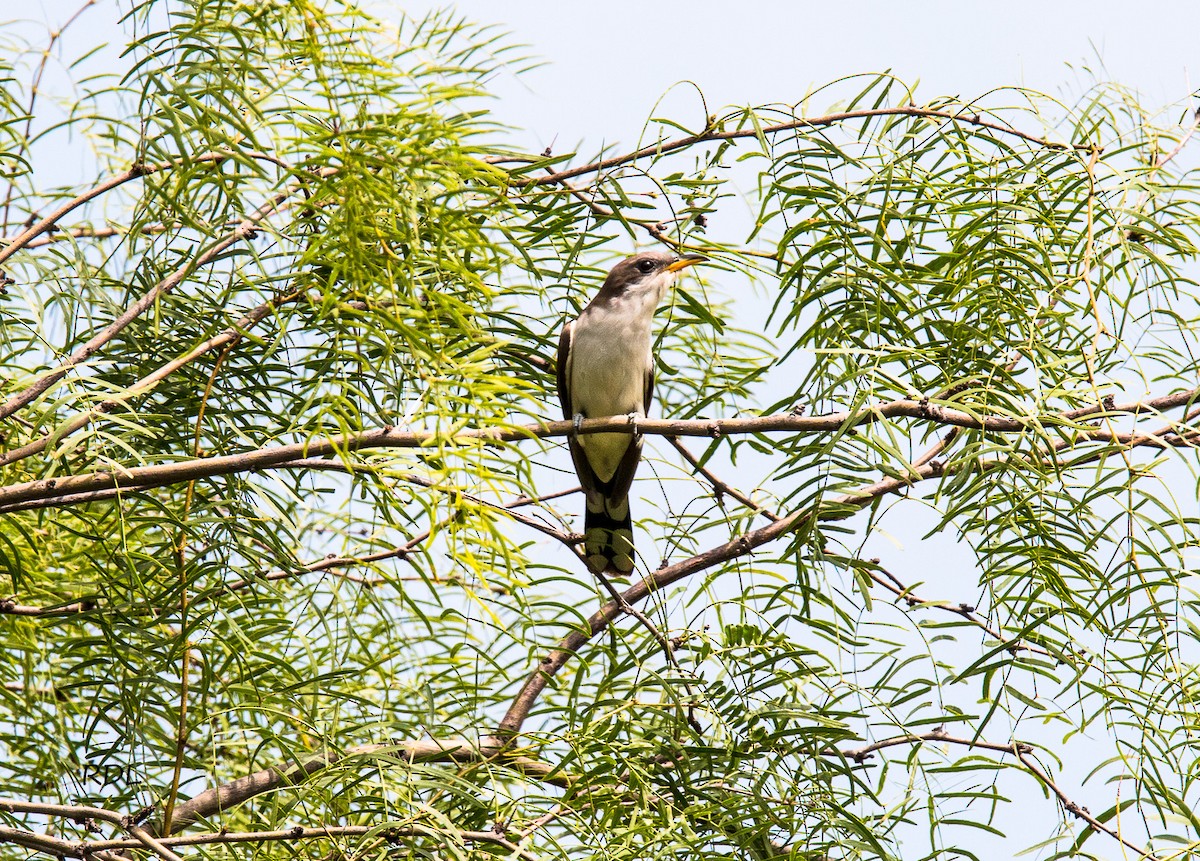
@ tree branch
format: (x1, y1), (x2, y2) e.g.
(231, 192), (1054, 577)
(508, 105), (1094, 188)
(164, 738), (570, 834)
(0, 800), (182, 861)
(3, 386), (1197, 512)
(0, 150), (292, 264)
(0, 822), (541, 861)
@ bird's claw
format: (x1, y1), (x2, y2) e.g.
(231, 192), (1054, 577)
(573, 413), (585, 434)
(627, 412), (639, 433)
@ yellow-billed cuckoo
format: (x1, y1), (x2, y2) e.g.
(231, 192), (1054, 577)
(557, 251), (706, 574)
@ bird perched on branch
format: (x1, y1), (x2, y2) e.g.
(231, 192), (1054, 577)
(557, 251), (706, 574)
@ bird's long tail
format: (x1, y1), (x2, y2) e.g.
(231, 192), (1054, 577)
(583, 494), (634, 575)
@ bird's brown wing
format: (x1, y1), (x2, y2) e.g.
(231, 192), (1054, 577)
(558, 319), (599, 496)
(644, 350), (655, 414)
(556, 320), (573, 420)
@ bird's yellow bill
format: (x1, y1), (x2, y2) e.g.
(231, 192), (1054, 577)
(667, 254), (707, 272)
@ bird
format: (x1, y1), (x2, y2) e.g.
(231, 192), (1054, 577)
(557, 251), (706, 575)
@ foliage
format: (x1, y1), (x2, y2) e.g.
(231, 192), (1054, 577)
(1, 2), (1199, 860)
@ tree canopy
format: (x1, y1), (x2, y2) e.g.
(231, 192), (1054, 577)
(2, 2), (1200, 860)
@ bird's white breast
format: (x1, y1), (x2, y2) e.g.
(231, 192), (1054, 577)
(567, 289), (659, 482)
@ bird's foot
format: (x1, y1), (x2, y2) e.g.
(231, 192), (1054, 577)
(627, 411), (639, 434)
(573, 413), (585, 434)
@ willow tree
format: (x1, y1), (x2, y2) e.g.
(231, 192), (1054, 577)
(2, 2), (1199, 860)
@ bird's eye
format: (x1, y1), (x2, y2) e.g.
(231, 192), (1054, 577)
(636, 259), (656, 274)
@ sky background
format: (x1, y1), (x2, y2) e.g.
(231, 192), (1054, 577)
(399, 0), (1198, 159)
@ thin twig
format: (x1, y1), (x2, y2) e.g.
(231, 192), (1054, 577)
(1018, 750), (1161, 859)
(865, 564), (1055, 658)
(0, 0), (99, 230)
(21, 220), (242, 248)
(823, 727), (1032, 763)
(668, 436), (778, 522)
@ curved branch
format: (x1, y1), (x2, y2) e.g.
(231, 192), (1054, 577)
(509, 105), (1094, 188)
(496, 459), (939, 736)
(495, 384), (1200, 736)
(670, 437), (1055, 658)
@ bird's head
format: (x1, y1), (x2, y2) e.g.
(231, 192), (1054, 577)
(595, 251), (706, 306)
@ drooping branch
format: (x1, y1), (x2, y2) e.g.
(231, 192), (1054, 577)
(0, 168), (329, 423)
(0, 150), (293, 264)
(0, 288), (308, 468)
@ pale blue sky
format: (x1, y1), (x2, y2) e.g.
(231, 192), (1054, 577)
(400, 0), (1197, 156)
